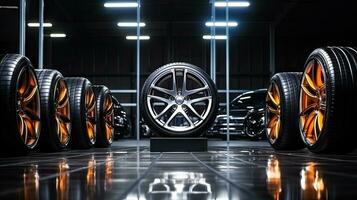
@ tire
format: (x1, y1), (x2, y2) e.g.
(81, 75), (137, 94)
(0, 54), (41, 155)
(299, 47), (357, 153)
(35, 69), (71, 151)
(266, 72), (306, 150)
(64, 77), (96, 149)
(141, 62), (219, 137)
(92, 85), (114, 147)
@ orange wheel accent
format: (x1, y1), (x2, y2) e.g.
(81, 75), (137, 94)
(300, 59), (327, 145)
(103, 94), (114, 143)
(16, 67), (41, 147)
(55, 79), (71, 145)
(85, 87), (96, 144)
(266, 82), (281, 143)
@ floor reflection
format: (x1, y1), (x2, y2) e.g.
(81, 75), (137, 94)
(0, 145), (357, 199)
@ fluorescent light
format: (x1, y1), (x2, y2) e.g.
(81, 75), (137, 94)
(28, 22), (53, 27)
(203, 35), (227, 40)
(117, 22), (146, 27)
(50, 33), (66, 38)
(205, 21), (238, 27)
(104, 2), (138, 8)
(126, 35), (150, 40)
(215, 1), (250, 7)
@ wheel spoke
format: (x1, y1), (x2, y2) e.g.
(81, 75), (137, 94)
(267, 115), (278, 129)
(23, 115), (37, 139)
(18, 115), (25, 137)
(273, 118), (280, 139)
(57, 111), (71, 123)
(180, 108), (194, 127)
(57, 96), (69, 108)
(182, 69), (187, 92)
(152, 86), (175, 96)
(148, 95), (171, 104)
(267, 105), (279, 115)
(186, 104), (203, 120)
(172, 69), (177, 94)
(301, 84), (318, 99)
(23, 85), (38, 103)
(189, 96), (211, 104)
(164, 109), (179, 127)
(300, 103), (317, 116)
(313, 116), (320, 140)
(24, 107), (40, 121)
(155, 103), (174, 119)
(304, 73), (317, 91)
(185, 86), (209, 96)
(267, 91), (279, 106)
(18, 71), (28, 96)
(317, 111), (324, 131)
(303, 112), (316, 134)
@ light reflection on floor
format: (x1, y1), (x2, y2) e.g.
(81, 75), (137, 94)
(0, 140), (357, 199)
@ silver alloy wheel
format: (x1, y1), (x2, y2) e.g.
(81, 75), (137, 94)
(147, 65), (213, 132)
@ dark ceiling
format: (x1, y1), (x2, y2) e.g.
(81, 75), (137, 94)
(1, 0), (357, 41)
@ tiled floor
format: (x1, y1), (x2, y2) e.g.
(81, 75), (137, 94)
(1, 139), (357, 199)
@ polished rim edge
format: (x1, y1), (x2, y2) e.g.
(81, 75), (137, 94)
(16, 67), (41, 148)
(299, 59), (327, 146)
(85, 87), (96, 144)
(146, 66), (212, 132)
(54, 78), (71, 145)
(266, 82), (281, 144)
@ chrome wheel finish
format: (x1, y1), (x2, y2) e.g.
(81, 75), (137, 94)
(16, 67), (41, 148)
(266, 82), (281, 144)
(54, 79), (71, 145)
(299, 59), (327, 146)
(85, 87), (96, 144)
(147, 66), (212, 132)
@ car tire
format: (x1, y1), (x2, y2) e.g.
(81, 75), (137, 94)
(141, 62), (219, 137)
(299, 47), (357, 153)
(92, 85), (114, 147)
(64, 78), (96, 149)
(0, 54), (41, 154)
(35, 69), (71, 151)
(266, 72), (306, 150)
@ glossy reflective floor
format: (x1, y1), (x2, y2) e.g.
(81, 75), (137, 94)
(1, 140), (357, 199)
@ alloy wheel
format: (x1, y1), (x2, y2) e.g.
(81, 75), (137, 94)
(85, 87), (96, 143)
(266, 82), (281, 143)
(54, 79), (71, 145)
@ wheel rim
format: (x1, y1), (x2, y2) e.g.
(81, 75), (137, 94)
(299, 59), (327, 146)
(147, 66), (212, 132)
(55, 79), (71, 145)
(85, 87), (96, 144)
(266, 82), (281, 143)
(103, 94), (114, 143)
(16, 67), (41, 148)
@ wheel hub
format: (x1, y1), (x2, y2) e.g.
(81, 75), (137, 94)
(175, 95), (185, 105)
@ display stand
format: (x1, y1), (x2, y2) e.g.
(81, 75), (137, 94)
(150, 137), (207, 152)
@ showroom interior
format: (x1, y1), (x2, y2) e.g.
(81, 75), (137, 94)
(1, 0), (357, 199)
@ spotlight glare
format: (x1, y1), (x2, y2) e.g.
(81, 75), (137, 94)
(202, 35), (227, 40)
(214, 1), (250, 7)
(205, 21), (238, 27)
(126, 35), (150, 40)
(28, 22), (53, 27)
(50, 33), (66, 38)
(117, 22), (146, 27)
(104, 2), (138, 8)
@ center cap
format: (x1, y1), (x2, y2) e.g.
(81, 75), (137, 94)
(175, 95), (185, 105)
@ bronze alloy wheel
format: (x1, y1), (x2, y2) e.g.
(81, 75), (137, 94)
(16, 67), (41, 148)
(299, 59), (327, 146)
(103, 94), (114, 143)
(55, 79), (71, 145)
(266, 82), (281, 144)
(85, 87), (96, 144)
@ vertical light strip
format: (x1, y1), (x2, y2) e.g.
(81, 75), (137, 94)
(38, 0), (44, 69)
(19, 0), (26, 55)
(225, 0), (230, 145)
(136, 0), (141, 142)
(104, 2), (138, 8)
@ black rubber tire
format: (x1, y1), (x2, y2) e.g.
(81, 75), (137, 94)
(64, 77), (96, 149)
(266, 72), (306, 150)
(141, 62), (219, 137)
(35, 69), (71, 152)
(92, 85), (114, 147)
(0, 54), (41, 155)
(300, 47), (357, 154)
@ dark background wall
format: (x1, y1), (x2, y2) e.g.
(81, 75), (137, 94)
(1, 0), (357, 120)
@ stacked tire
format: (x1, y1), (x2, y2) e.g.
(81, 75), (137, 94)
(266, 47), (357, 154)
(0, 54), (115, 155)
